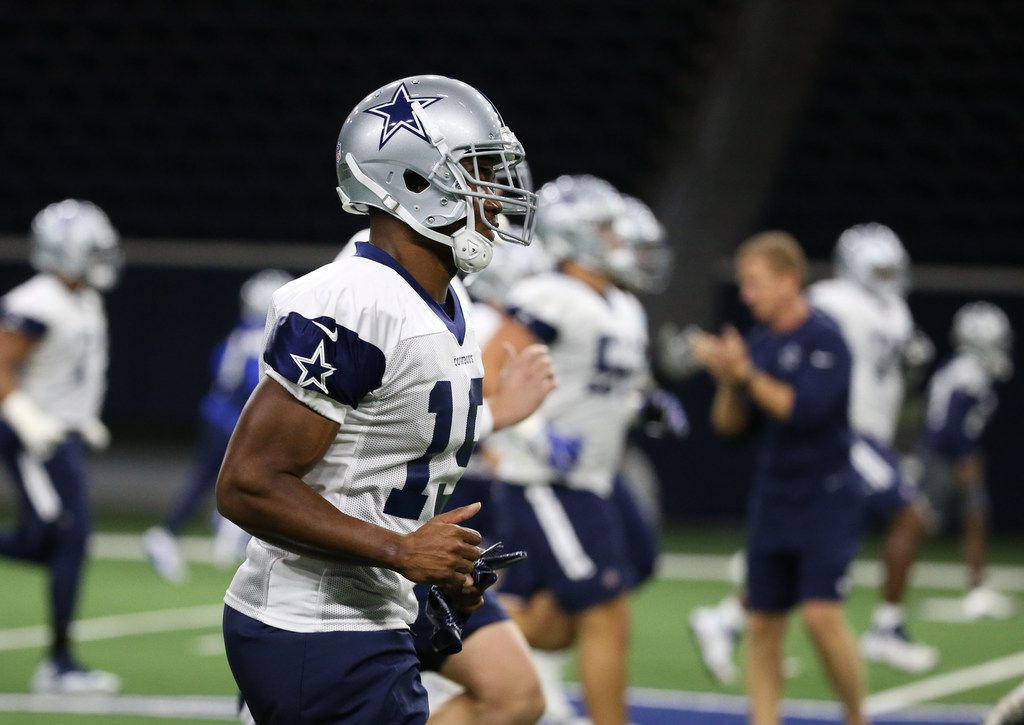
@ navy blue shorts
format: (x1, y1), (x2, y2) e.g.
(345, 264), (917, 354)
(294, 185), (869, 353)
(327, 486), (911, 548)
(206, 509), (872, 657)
(223, 606), (427, 724)
(495, 482), (634, 612)
(611, 475), (659, 587)
(442, 473), (499, 543)
(746, 468), (863, 612)
(410, 587), (509, 672)
(850, 435), (917, 528)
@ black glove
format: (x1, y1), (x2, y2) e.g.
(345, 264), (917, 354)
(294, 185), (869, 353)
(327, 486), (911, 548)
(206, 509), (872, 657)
(426, 542), (527, 655)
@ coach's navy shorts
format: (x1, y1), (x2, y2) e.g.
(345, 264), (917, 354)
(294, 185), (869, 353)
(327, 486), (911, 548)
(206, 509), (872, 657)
(223, 606), (427, 724)
(611, 475), (659, 587)
(850, 435), (918, 528)
(746, 466), (863, 612)
(495, 482), (634, 612)
(410, 587), (509, 672)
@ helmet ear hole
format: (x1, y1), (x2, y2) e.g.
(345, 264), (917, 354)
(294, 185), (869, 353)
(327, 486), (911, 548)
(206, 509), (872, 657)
(403, 170), (429, 193)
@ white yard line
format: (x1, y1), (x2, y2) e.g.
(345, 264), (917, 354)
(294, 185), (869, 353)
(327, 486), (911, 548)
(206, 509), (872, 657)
(0, 604), (223, 652)
(656, 552), (1024, 593)
(0, 693), (236, 720)
(866, 651), (1024, 715)
(90, 532), (1024, 593)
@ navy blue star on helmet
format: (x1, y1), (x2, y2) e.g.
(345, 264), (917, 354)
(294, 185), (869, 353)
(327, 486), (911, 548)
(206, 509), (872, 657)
(364, 83), (445, 149)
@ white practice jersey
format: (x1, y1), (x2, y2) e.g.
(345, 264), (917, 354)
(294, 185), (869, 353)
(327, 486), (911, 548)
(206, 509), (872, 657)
(922, 353), (998, 460)
(0, 273), (108, 427)
(225, 243), (485, 633)
(490, 272), (649, 496)
(808, 277), (913, 445)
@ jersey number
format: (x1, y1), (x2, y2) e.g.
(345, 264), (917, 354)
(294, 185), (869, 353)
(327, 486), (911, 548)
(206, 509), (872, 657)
(383, 378), (483, 521)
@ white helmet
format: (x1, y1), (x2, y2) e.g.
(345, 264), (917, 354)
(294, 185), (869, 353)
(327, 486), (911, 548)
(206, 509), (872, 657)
(463, 233), (553, 307)
(536, 175), (627, 280)
(614, 195), (674, 294)
(335, 75), (536, 274)
(30, 199), (123, 290)
(240, 269), (294, 321)
(952, 301), (1014, 381)
(834, 222), (910, 298)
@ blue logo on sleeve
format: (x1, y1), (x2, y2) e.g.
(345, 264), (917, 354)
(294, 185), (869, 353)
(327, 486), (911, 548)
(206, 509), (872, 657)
(290, 340), (337, 394)
(364, 83), (444, 149)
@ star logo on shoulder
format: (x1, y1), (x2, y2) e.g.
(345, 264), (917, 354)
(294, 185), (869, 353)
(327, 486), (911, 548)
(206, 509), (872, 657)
(291, 340), (336, 395)
(364, 83), (444, 149)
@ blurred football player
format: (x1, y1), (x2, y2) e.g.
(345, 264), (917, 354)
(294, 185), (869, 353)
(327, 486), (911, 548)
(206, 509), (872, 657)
(0, 199), (122, 693)
(142, 269), (293, 583)
(816, 224), (937, 669)
(917, 301), (1014, 619)
(482, 175), (657, 725)
(693, 232), (866, 725)
(216, 75), (553, 724)
(690, 223), (940, 675)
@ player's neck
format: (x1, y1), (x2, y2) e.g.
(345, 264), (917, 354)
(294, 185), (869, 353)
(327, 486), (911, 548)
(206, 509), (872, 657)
(368, 216), (456, 304)
(769, 295), (810, 333)
(561, 261), (610, 296)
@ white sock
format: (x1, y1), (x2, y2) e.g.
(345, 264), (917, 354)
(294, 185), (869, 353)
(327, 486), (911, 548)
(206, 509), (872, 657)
(531, 648), (573, 718)
(872, 602), (904, 629)
(717, 596), (746, 635)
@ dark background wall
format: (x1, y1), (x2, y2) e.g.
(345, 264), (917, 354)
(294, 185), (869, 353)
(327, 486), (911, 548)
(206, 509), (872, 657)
(1, 0), (1022, 529)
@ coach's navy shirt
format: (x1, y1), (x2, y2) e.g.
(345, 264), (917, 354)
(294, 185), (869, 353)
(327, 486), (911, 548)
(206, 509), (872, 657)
(746, 309), (853, 497)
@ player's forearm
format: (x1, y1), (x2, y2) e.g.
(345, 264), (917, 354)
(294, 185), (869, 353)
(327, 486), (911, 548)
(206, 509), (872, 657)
(710, 384), (748, 437)
(216, 468), (403, 570)
(747, 370), (795, 421)
(0, 367), (18, 400)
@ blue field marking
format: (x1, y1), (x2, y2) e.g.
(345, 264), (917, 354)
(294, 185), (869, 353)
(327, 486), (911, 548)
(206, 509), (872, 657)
(564, 689), (986, 725)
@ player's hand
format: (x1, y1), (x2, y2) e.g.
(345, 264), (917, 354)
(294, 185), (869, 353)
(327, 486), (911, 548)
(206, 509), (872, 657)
(395, 503), (483, 587)
(80, 418), (111, 451)
(545, 424), (583, 477)
(0, 390), (66, 460)
(640, 388), (690, 438)
(488, 343), (556, 432)
(657, 322), (705, 381)
(437, 581), (485, 615)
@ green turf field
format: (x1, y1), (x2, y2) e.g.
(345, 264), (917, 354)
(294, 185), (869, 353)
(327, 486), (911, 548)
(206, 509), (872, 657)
(0, 525), (1020, 723)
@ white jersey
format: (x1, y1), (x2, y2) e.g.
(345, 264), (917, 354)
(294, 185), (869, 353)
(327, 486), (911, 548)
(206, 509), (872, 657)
(225, 242), (485, 633)
(0, 273), (108, 427)
(808, 278), (913, 445)
(490, 272), (649, 496)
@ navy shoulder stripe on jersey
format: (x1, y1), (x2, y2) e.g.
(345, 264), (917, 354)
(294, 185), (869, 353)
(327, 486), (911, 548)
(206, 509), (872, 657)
(506, 304), (558, 344)
(0, 307), (47, 339)
(264, 312), (386, 408)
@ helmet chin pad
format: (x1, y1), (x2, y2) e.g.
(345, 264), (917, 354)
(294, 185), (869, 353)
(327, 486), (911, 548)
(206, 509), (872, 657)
(451, 229), (493, 273)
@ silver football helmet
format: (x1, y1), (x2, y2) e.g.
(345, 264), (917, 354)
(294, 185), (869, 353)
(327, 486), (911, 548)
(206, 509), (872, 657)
(614, 195), (674, 294)
(834, 222), (910, 298)
(535, 175), (627, 279)
(30, 199), (123, 290)
(240, 269), (294, 321)
(335, 75), (536, 274)
(952, 301), (1014, 381)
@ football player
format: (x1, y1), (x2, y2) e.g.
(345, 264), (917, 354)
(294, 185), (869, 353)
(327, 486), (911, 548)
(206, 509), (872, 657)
(143, 269), (293, 582)
(0, 199), (122, 693)
(815, 224), (936, 670)
(918, 301), (1014, 619)
(216, 75), (553, 724)
(693, 232), (866, 725)
(483, 175), (653, 725)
